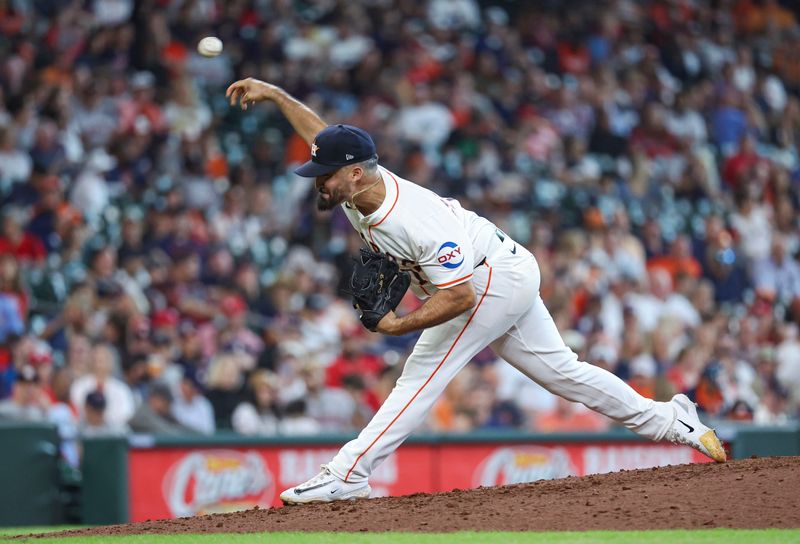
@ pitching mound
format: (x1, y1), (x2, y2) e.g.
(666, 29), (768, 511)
(34, 456), (800, 536)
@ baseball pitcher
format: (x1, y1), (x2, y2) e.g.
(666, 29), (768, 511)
(226, 78), (726, 505)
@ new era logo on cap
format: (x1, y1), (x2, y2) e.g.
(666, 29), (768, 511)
(294, 124), (377, 177)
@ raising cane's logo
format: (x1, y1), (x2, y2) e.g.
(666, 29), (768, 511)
(163, 450), (274, 517)
(474, 447), (576, 487)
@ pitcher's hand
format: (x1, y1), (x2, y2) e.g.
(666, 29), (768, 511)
(226, 78), (277, 110)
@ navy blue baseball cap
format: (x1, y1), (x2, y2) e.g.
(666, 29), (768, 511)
(294, 124), (377, 177)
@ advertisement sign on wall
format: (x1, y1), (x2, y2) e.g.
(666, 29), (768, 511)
(128, 441), (708, 522)
(162, 450), (275, 518)
(129, 445), (434, 521)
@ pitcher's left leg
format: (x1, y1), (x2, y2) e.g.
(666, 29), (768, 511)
(281, 261), (521, 504)
(491, 294), (725, 461)
(490, 294), (672, 439)
(326, 262), (510, 483)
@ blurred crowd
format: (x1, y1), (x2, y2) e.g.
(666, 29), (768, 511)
(1, 0), (800, 466)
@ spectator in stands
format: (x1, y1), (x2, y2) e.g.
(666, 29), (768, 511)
(700, 228), (750, 304)
(666, 89), (708, 146)
(80, 389), (128, 436)
(0, 209), (45, 264)
(752, 235), (800, 313)
(774, 323), (800, 403)
(711, 90), (748, 156)
(730, 186), (774, 264)
(206, 352), (246, 430)
(70, 342), (135, 427)
(339, 373), (378, 430)
(118, 71), (166, 136)
(647, 235), (703, 283)
(121, 352), (149, 405)
(723, 134), (766, 190)
(175, 319), (205, 370)
(231, 370), (280, 435)
(217, 294), (263, 365)
(26, 175), (74, 254)
(754, 387), (791, 425)
(666, 345), (702, 396)
(29, 120), (66, 175)
(129, 382), (196, 435)
(279, 398), (321, 436)
(0, 255), (25, 348)
(64, 334), (92, 378)
(302, 363), (359, 431)
(123, 314), (153, 362)
(0, 363), (48, 421)
(325, 328), (384, 390)
(588, 109), (628, 158)
(0, 126), (32, 185)
(47, 367), (80, 466)
(630, 103), (680, 160)
(297, 292), (342, 367)
(395, 83), (454, 152)
(624, 267), (698, 332)
(171, 365), (214, 435)
(485, 398), (524, 429)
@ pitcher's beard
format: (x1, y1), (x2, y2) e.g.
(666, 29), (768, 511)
(316, 189), (344, 211)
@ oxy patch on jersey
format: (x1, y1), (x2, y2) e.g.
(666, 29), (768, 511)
(436, 242), (464, 269)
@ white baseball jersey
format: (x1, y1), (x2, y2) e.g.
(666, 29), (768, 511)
(322, 165), (680, 485)
(341, 166), (501, 298)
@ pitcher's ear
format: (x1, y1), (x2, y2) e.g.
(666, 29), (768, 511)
(349, 165), (364, 181)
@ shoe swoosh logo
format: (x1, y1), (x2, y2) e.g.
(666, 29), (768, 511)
(510, 244), (517, 254)
(294, 481), (331, 494)
(330, 488), (339, 495)
(678, 419), (695, 433)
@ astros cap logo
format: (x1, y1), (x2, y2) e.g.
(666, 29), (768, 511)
(294, 124), (377, 178)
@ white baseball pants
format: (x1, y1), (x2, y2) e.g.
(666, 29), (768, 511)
(327, 245), (675, 483)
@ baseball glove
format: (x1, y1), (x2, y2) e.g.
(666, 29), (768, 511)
(346, 248), (411, 331)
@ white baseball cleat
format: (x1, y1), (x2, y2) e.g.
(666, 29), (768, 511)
(666, 394), (727, 463)
(280, 465), (372, 505)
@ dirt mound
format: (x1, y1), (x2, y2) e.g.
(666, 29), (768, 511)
(31, 456), (800, 536)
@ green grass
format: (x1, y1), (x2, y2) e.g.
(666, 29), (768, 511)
(0, 527), (79, 536)
(2, 529), (799, 543)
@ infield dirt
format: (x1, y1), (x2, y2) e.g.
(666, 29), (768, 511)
(33, 456), (800, 536)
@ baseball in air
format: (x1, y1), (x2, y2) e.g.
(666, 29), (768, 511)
(197, 36), (223, 57)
